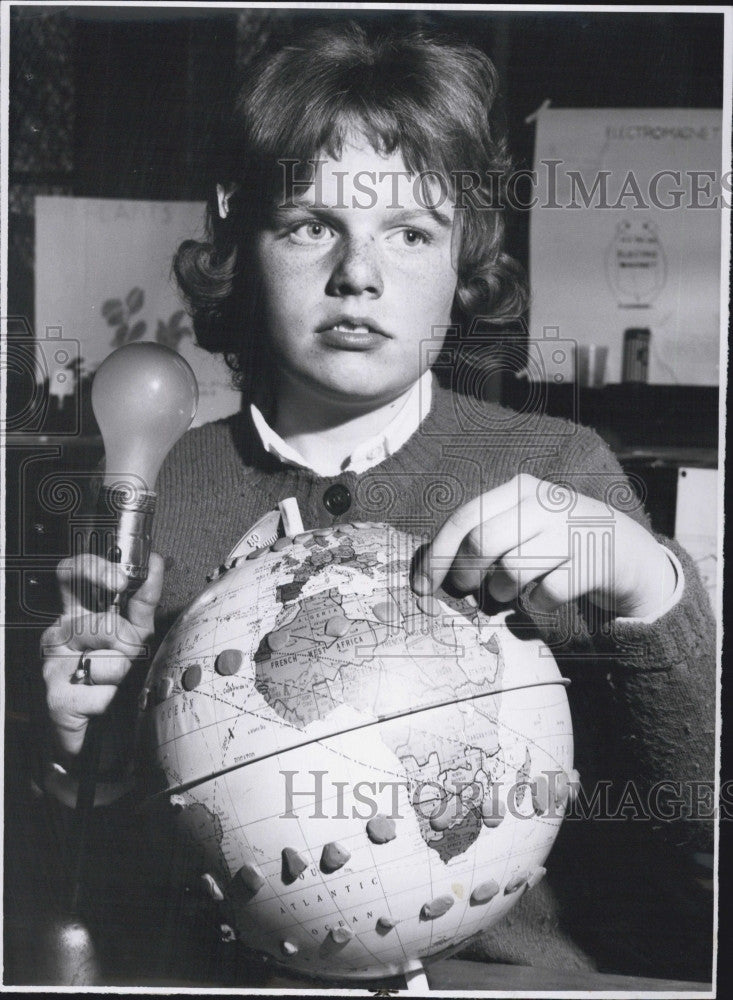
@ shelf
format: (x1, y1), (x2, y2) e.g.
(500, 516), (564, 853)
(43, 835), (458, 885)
(500, 381), (719, 451)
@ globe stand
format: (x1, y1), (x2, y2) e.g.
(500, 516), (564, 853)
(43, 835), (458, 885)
(404, 961), (429, 991)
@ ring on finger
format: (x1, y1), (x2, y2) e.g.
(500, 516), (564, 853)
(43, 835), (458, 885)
(71, 653), (93, 686)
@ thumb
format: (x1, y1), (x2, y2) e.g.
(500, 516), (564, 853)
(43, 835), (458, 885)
(123, 551), (165, 637)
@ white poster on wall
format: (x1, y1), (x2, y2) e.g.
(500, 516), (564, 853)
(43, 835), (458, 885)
(530, 108), (723, 385)
(34, 196), (242, 426)
(675, 466), (719, 612)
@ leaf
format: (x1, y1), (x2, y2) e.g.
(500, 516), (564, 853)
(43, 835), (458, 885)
(126, 287), (144, 314)
(102, 298), (123, 319)
(111, 323), (129, 348)
(104, 306), (125, 327)
(169, 310), (187, 329)
(127, 320), (147, 342)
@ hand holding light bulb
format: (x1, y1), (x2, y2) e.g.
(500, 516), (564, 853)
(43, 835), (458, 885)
(42, 342), (198, 760)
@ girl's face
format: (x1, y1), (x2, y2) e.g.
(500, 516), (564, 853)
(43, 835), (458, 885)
(253, 136), (458, 409)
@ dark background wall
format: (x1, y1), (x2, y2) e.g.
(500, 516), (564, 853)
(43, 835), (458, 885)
(8, 6), (725, 327)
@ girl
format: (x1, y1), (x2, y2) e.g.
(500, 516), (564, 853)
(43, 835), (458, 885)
(43, 21), (714, 984)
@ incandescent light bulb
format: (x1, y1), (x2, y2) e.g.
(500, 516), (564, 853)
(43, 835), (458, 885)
(91, 342), (198, 591)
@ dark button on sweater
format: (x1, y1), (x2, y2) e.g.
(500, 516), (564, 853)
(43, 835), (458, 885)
(322, 483), (351, 515)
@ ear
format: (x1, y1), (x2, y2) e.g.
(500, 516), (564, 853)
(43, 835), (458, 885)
(216, 183), (239, 220)
(449, 208), (462, 276)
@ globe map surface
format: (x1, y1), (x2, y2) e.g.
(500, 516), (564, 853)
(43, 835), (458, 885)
(138, 522), (573, 980)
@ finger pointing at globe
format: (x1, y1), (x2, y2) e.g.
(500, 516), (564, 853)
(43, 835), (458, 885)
(411, 474), (679, 621)
(410, 475), (537, 597)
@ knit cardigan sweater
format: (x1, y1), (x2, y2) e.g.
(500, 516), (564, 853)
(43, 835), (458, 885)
(146, 384), (715, 982)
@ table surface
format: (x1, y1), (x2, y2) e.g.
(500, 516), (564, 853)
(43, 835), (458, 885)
(103, 958), (712, 992)
(424, 958), (713, 993)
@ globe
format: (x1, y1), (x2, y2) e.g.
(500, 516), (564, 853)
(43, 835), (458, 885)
(137, 522), (573, 981)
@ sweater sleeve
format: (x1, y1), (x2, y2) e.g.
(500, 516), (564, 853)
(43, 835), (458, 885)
(522, 425), (716, 856)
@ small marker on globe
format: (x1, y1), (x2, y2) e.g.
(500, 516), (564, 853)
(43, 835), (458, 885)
(376, 916), (397, 931)
(531, 775), (550, 815)
(325, 615), (351, 637)
(202, 874), (224, 901)
(504, 873), (527, 894)
(471, 879), (500, 904)
(271, 536), (293, 551)
(421, 895), (454, 919)
(231, 863), (265, 896)
(282, 847), (308, 883)
(215, 649), (243, 676)
(320, 841), (351, 873)
(328, 926), (353, 945)
(267, 629), (291, 652)
(182, 664), (202, 691)
(158, 676), (174, 700)
(366, 815), (396, 844)
(373, 600), (400, 624)
(429, 801), (455, 831)
(527, 866), (547, 889)
(281, 939), (299, 956)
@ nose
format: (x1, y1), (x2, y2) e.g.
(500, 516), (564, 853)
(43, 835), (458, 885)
(325, 236), (384, 298)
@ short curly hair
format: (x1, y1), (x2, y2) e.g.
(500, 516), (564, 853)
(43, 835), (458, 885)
(173, 21), (527, 397)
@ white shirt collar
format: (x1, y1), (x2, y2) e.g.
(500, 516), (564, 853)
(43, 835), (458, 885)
(250, 371), (433, 476)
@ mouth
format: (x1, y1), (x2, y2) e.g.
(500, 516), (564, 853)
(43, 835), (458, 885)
(317, 318), (389, 337)
(316, 318), (390, 350)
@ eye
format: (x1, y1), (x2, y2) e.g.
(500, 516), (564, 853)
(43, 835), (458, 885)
(289, 220), (334, 244)
(402, 228), (429, 246)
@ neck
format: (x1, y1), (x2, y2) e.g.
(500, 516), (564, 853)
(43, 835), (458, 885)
(272, 376), (420, 472)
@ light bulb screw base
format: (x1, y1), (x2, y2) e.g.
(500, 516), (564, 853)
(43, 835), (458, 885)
(95, 485), (158, 592)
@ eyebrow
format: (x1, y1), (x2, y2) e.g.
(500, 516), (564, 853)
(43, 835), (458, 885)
(270, 201), (454, 228)
(389, 208), (454, 228)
